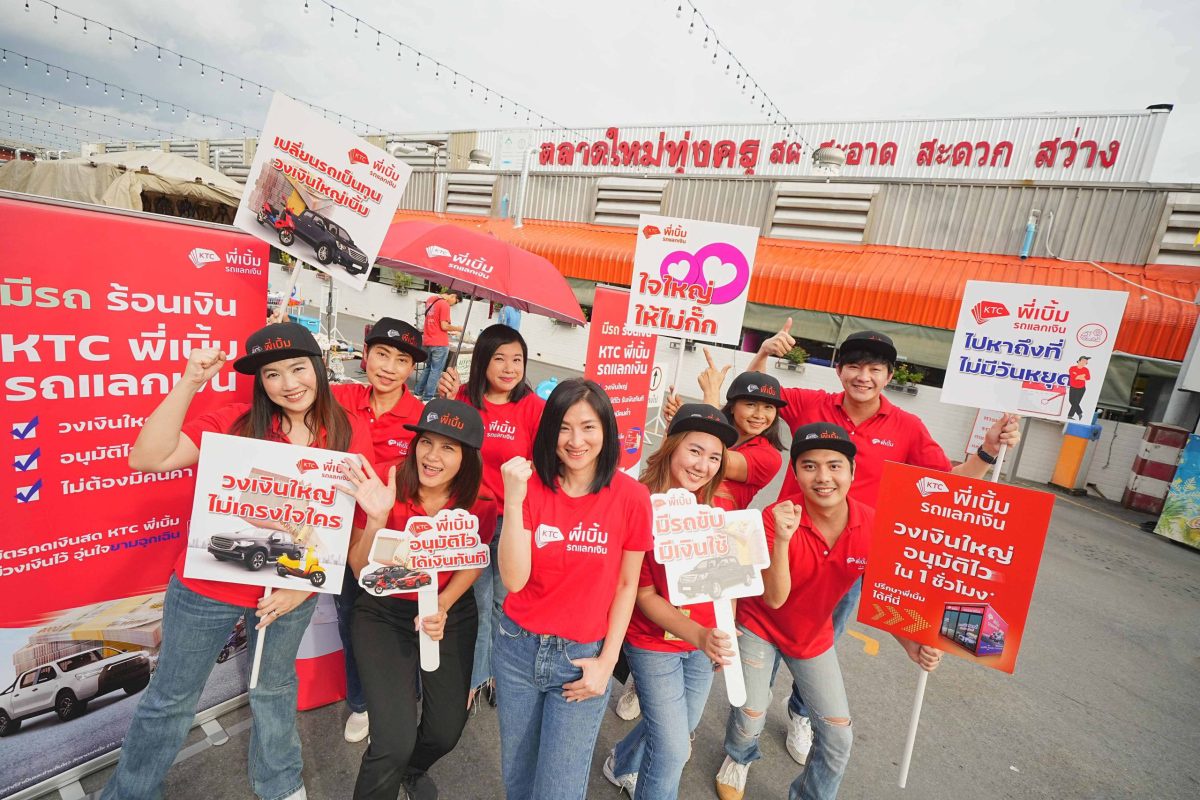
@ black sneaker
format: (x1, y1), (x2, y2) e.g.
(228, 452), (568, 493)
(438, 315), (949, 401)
(402, 771), (438, 800)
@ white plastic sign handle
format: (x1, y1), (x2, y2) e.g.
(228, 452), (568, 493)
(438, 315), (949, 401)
(712, 599), (746, 707)
(417, 585), (440, 672)
(249, 587), (271, 689)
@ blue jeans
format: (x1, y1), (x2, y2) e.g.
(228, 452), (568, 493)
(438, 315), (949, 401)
(493, 612), (610, 800)
(335, 569), (368, 713)
(787, 576), (861, 718)
(101, 576), (317, 800)
(725, 628), (852, 800)
(416, 345), (449, 400)
(612, 645), (714, 800)
(469, 516), (506, 689)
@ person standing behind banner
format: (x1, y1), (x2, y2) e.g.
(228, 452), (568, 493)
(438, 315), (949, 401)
(329, 316), (428, 743)
(100, 322), (373, 800)
(417, 290), (462, 401)
(494, 379), (652, 800)
(714, 423), (943, 800)
(436, 324), (545, 709)
(336, 399), (497, 800)
(603, 404), (738, 800)
(745, 322), (1019, 764)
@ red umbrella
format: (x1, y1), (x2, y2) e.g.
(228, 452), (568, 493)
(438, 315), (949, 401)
(376, 220), (585, 325)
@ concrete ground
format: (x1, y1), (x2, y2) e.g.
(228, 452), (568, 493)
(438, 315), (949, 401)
(45, 355), (1200, 800)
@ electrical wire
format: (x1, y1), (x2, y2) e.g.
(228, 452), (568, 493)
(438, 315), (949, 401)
(0, 83), (183, 138)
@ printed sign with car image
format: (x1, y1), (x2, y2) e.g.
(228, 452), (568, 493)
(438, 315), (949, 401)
(941, 281), (1126, 422)
(626, 214), (759, 346)
(858, 462), (1054, 674)
(234, 92), (412, 292)
(183, 433), (357, 594)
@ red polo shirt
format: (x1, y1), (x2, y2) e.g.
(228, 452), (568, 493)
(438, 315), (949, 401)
(371, 494), (498, 601)
(456, 388), (545, 505)
(424, 296), (451, 347)
(777, 388), (951, 507)
(504, 471), (653, 642)
(177, 403), (374, 608)
(331, 381), (425, 472)
(716, 434), (783, 510)
(1068, 366), (1090, 388)
(737, 494), (873, 658)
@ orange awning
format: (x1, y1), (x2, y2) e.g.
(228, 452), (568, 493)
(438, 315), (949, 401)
(391, 210), (1200, 361)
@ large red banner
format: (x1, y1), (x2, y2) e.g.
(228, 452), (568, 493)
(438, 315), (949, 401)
(0, 197), (266, 626)
(858, 462), (1054, 673)
(584, 287), (656, 472)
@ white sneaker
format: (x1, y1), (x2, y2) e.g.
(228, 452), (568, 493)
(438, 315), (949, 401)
(615, 680), (641, 721)
(785, 711), (813, 765)
(344, 710), (370, 743)
(602, 750), (638, 796)
(715, 755), (749, 800)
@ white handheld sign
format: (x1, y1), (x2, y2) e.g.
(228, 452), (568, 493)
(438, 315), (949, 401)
(358, 508), (489, 671)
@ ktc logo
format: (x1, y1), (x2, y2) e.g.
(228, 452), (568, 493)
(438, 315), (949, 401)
(409, 520), (433, 535)
(188, 248), (220, 269)
(296, 458), (319, 473)
(970, 301), (1010, 325)
(348, 148), (369, 166)
(642, 224), (661, 239)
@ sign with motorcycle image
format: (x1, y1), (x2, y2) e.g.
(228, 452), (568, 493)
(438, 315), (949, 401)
(183, 433), (357, 595)
(234, 92), (413, 292)
(360, 508), (490, 671)
(652, 489), (769, 706)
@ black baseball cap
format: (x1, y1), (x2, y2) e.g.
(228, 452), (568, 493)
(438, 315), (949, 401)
(837, 330), (897, 367)
(233, 322), (323, 375)
(668, 403), (738, 448)
(726, 371), (788, 408)
(365, 317), (428, 363)
(404, 398), (484, 450)
(789, 422), (856, 464)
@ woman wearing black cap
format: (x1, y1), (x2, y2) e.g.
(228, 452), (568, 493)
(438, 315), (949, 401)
(101, 322), (373, 800)
(603, 404), (739, 800)
(337, 398), (496, 800)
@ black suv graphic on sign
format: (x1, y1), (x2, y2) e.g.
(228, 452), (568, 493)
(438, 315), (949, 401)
(677, 556), (756, 600)
(279, 208), (368, 275)
(208, 529), (298, 571)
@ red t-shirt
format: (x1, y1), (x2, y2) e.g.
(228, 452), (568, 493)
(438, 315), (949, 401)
(331, 381), (425, 472)
(1068, 366), (1090, 388)
(716, 435), (783, 510)
(625, 557), (718, 653)
(777, 388), (951, 507)
(374, 494), (498, 601)
(456, 388), (545, 505)
(737, 494), (873, 658)
(424, 296), (450, 347)
(177, 403), (373, 607)
(503, 471), (654, 642)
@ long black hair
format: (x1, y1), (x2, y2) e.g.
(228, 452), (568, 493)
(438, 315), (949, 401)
(465, 324), (533, 409)
(232, 355), (352, 450)
(721, 400), (786, 451)
(532, 378), (619, 494)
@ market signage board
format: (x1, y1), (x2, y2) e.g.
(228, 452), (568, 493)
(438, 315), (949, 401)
(941, 281), (1126, 422)
(234, 92), (412, 292)
(626, 214), (758, 346)
(858, 462), (1054, 674)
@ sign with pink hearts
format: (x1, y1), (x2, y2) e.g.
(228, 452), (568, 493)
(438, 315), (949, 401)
(626, 214), (759, 345)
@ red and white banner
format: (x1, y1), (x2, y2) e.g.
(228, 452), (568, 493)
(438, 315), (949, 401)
(585, 287), (657, 473)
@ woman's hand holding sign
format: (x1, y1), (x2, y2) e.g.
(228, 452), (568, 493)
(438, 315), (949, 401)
(699, 626), (735, 669)
(417, 604), (449, 642)
(255, 588), (312, 631)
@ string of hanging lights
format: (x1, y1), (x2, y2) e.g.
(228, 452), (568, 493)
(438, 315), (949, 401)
(0, 82), (184, 138)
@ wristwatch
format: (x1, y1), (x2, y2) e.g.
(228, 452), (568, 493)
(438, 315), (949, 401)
(976, 447), (997, 465)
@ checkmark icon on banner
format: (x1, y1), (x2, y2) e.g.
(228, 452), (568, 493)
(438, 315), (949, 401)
(12, 417), (39, 440)
(13, 449), (40, 471)
(16, 480), (42, 503)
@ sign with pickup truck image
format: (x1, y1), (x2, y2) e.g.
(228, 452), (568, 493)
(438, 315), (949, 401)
(183, 433), (357, 594)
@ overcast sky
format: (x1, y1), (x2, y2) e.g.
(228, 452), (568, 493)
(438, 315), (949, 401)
(2, 0), (1197, 181)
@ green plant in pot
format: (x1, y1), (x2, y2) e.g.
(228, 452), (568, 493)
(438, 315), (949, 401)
(892, 363), (925, 385)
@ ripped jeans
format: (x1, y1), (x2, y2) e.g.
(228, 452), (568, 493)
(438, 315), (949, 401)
(723, 626), (852, 800)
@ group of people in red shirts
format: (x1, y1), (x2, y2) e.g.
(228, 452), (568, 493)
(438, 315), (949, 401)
(100, 306), (1019, 800)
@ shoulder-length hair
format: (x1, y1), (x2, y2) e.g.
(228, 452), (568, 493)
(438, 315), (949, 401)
(231, 355), (352, 450)
(532, 378), (619, 494)
(395, 435), (483, 510)
(465, 324), (533, 409)
(640, 430), (727, 505)
(721, 400), (786, 451)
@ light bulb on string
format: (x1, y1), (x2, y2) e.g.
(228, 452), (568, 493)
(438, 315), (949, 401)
(65, 71), (69, 82)
(157, 48), (161, 61)
(329, 8), (334, 25)
(53, 6), (58, 23)
(82, 19), (87, 33)
(257, 86), (262, 97)
(702, 34), (708, 49)
(45, 64), (50, 76)
(376, 32), (381, 49)
(354, 19), (359, 37)
(239, 79), (244, 91)
(675, 3), (682, 18)
(133, 38), (138, 51)
(712, 50), (718, 64)
(200, 64), (205, 76)
(178, 55), (183, 69)
(220, 72), (224, 84)
(108, 28), (112, 43)
(303, 0), (309, 12)
(120, 88), (124, 99)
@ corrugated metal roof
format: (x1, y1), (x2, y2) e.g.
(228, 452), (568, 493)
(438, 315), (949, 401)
(391, 210), (1198, 361)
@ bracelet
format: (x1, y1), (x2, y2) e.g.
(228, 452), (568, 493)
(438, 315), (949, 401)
(976, 447), (997, 465)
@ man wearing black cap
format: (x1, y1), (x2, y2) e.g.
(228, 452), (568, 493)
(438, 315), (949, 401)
(747, 319), (1019, 764)
(329, 316), (427, 743)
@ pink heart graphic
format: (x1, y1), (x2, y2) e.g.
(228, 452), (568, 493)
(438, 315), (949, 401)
(659, 242), (750, 305)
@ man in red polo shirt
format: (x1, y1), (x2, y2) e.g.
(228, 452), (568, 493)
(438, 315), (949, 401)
(416, 290), (462, 401)
(330, 315), (427, 743)
(745, 320), (1019, 764)
(714, 422), (942, 800)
